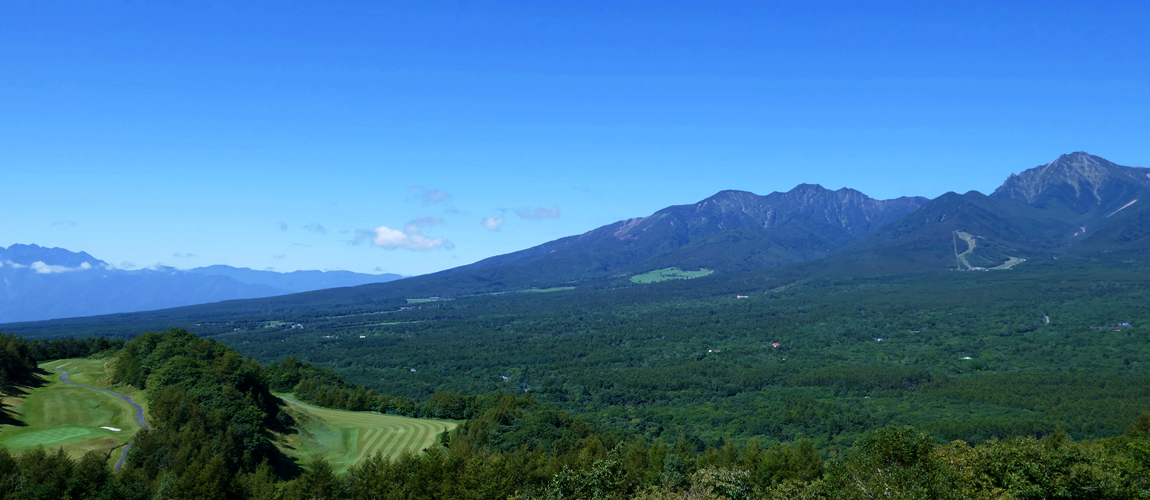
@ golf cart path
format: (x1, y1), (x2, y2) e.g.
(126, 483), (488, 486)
(56, 370), (148, 471)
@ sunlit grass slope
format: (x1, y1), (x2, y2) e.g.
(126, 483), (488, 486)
(277, 395), (459, 473)
(0, 359), (141, 465)
(630, 267), (714, 283)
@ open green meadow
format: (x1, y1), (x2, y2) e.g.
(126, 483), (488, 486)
(277, 395), (459, 472)
(0, 359), (142, 465)
(630, 267), (714, 283)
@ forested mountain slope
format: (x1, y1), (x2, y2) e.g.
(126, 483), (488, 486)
(449, 185), (927, 282)
(7, 152), (1150, 331)
(838, 152), (1150, 269)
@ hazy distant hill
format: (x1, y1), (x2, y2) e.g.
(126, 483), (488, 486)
(187, 265), (404, 293)
(0, 244), (403, 323)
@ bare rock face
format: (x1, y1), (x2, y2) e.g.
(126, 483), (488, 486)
(991, 152), (1150, 216)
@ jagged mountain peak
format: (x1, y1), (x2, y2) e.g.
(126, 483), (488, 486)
(676, 185), (927, 233)
(455, 184), (930, 283)
(992, 152), (1150, 209)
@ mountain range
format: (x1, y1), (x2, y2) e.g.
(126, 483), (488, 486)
(0, 245), (403, 323)
(405, 152), (1150, 291)
(4, 151), (1148, 327)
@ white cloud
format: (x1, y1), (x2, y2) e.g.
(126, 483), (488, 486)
(371, 228), (449, 250)
(172, 253), (196, 258)
(30, 261), (93, 274)
(358, 216), (452, 250)
(482, 216), (504, 231)
(516, 205), (560, 219)
(120, 261), (137, 270)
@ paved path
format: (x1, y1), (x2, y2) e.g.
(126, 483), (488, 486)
(56, 370), (149, 471)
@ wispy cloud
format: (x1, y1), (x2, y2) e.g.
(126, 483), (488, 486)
(50, 220), (78, 227)
(410, 186), (451, 204)
(355, 217), (453, 250)
(482, 216), (504, 231)
(273, 254), (286, 259)
(279, 222), (289, 231)
(120, 261), (137, 270)
(172, 253), (196, 258)
(516, 205), (560, 219)
(303, 223), (328, 234)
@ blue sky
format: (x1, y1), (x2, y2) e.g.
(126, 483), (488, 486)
(3, 1), (1147, 275)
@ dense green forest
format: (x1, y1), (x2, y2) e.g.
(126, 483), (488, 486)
(3, 258), (1150, 497)
(183, 259), (1150, 448)
(1, 331), (1149, 498)
(9, 259), (1150, 445)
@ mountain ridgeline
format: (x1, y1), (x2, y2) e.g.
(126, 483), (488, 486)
(376, 151), (1150, 294)
(452, 185), (928, 283)
(5, 151), (1150, 328)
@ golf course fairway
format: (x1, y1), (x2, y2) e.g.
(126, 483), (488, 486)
(277, 395), (460, 473)
(0, 359), (143, 466)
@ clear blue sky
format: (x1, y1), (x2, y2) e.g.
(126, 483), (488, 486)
(3, 1), (1147, 275)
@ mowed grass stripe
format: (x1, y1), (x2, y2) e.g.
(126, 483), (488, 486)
(391, 422), (422, 456)
(277, 395), (459, 473)
(360, 427), (393, 457)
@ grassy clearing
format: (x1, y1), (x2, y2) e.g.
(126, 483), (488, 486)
(1, 359), (141, 467)
(469, 287), (576, 298)
(992, 257), (1027, 270)
(276, 395), (460, 473)
(522, 287), (575, 293)
(630, 267), (714, 284)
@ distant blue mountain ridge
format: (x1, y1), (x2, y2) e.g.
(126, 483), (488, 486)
(0, 244), (403, 323)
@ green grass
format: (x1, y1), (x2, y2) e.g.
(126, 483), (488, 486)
(991, 257), (1026, 270)
(630, 267), (714, 284)
(276, 395), (460, 473)
(469, 287), (576, 298)
(0, 359), (142, 466)
(522, 287), (575, 293)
